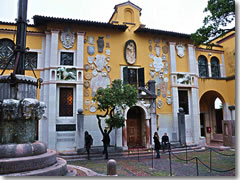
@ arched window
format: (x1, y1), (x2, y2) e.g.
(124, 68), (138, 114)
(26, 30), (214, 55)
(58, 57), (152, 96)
(0, 38), (38, 70)
(0, 38), (15, 69)
(124, 8), (134, 23)
(211, 57), (220, 78)
(198, 55), (208, 77)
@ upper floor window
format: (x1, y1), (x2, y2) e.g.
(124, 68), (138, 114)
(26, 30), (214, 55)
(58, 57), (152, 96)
(60, 52), (74, 66)
(25, 52), (38, 70)
(198, 55), (208, 77)
(211, 57), (220, 78)
(123, 67), (144, 88)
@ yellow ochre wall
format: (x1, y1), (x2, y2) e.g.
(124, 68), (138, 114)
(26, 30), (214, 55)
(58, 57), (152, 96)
(0, 3), (235, 116)
(196, 30), (235, 106)
(110, 4), (141, 27)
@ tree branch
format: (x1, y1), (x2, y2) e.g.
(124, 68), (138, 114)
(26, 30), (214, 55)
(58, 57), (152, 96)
(97, 108), (109, 135)
(107, 108), (115, 135)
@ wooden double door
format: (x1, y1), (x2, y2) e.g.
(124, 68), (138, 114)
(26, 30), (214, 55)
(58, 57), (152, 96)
(127, 118), (142, 147)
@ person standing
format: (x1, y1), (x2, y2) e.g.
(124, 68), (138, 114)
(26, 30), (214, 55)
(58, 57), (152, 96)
(102, 129), (110, 159)
(162, 132), (170, 152)
(153, 132), (161, 158)
(85, 131), (93, 160)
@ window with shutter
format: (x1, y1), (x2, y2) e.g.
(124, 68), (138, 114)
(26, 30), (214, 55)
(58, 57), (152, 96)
(123, 67), (145, 88)
(138, 68), (145, 87)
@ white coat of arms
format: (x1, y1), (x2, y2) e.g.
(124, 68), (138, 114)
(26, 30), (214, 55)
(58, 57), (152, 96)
(61, 28), (75, 49)
(176, 43), (185, 58)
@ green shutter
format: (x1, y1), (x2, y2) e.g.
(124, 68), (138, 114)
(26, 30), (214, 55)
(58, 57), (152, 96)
(138, 68), (145, 87)
(123, 66), (128, 84)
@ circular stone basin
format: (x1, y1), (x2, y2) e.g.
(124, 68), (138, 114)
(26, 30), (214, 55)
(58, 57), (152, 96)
(0, 141), (47, 158)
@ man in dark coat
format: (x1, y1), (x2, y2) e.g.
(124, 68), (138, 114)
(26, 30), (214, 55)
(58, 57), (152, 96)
(85, 131), (93, 160)
(102, 129), (110, 159)
(162, 132), (170, 152)
(153, 132), (161, 158)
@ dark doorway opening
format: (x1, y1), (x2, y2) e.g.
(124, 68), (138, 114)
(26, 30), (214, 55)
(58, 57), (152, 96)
(127, 106), (142, 147)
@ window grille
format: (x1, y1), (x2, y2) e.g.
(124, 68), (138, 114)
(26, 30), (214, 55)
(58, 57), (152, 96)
(198, 55), (208, 77)
(211, 57), (220, 78)
(59, 88), (73, 116)
(0, 39), (15, 69)
(60, 52), (74, 66)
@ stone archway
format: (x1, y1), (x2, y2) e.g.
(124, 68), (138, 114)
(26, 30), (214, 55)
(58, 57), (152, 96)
(199, 91), (225, 145)
(122, 104), (150, 149)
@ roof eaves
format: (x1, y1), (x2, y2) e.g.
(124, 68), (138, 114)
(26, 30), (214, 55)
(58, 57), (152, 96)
(135, 27), (191, 38)
(207, 27), (235, 44)
(33, 15), (127, 31)
(0, 21), (16, 25)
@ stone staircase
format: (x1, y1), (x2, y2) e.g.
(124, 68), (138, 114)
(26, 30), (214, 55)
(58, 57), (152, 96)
(57, 143), (204, 161)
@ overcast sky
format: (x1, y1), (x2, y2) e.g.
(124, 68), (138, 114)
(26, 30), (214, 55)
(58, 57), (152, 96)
(0, 0), (235, 34)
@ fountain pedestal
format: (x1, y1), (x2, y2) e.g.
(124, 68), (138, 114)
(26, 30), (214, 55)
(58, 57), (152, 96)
(0, 75), (69, 176)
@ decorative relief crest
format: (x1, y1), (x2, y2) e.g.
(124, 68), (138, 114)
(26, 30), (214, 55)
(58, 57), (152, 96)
(95, 54), (107, 71)
(157, 99), (163, 109)
(176, 43), (185, 58)
(90, 74), (110, 96)
(154, 44), (161, 57)
(88, 36), (95, 45)
(153, 56), (163, 72)
(167, 96), (172, 105)
(87, 46), (95, 56)
(61, 28), (75, 49)
(124, 40), (136, 65)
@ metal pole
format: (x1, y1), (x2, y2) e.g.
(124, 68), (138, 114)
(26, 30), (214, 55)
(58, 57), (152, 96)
(196, 157), (199, 176)
(15, 0), (28, 75)
(152, 148), (154, 169)
(169, 150), (172, 176)
(137, 145), (139, 162)
(185, 145), (188, 164)
(210, 148), (212, 173)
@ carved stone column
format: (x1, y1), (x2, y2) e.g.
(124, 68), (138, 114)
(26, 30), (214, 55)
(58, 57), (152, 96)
(50, 30), (59, 67)
(76, 32), (85, 68)
(187, 44), (196, 74)
(146, 119), (150, 148)
(122, 120), (128, 150)
(221, 53), (226, 77)
(169, 42), (178, 141)
(208, 63), (212, 77)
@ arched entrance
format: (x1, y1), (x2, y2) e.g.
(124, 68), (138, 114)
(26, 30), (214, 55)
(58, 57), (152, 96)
(200, 91), (225, 145)
(126, 106), (145, 147)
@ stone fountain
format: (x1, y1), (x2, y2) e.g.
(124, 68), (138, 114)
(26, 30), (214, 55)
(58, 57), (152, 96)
(0, 0), (69, 176)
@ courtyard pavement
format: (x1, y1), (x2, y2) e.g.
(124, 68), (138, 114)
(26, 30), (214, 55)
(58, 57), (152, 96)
(68, 149), (235, 176)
